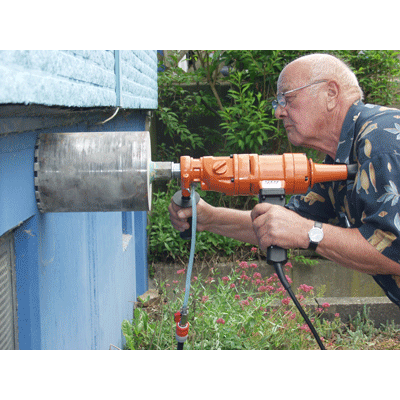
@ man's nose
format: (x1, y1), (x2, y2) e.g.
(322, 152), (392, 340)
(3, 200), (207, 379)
(274, 104), (287, 119)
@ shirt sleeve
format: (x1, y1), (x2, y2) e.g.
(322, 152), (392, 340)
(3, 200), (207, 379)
(354, 151), (400, 264)
(286, 181), (337, 224)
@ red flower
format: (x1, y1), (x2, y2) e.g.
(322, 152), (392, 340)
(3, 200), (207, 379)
(230, 283), (236, 289)
(251, 247), (258, 253)
(322, 302), (330, 308)
(176, 269), (185, 275)
(216, 318), (225, 324)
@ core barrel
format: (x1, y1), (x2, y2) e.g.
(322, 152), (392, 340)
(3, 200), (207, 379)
(34, 131), (152, 212)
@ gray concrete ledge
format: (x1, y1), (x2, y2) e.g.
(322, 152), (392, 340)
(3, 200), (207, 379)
(312, 296), (400, 327)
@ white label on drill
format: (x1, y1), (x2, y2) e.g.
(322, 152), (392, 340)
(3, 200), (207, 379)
(261, 180), (282, 189)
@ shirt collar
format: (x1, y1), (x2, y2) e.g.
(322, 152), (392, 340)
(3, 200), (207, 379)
(330, 100), (364, 165)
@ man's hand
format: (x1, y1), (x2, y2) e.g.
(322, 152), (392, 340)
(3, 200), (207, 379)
(168, 197), (214, 233)
(251, 203), (312, 251)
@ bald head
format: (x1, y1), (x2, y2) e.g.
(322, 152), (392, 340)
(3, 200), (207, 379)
(279, 53), (364, 102)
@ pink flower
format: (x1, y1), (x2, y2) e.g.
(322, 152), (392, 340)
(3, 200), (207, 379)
(296, 294), (305, 302)
(192, 276), (198, 282)
(166, 283), (170, 287)
(282, 297), (291, 305)
(258, 285), (268, 292)
(267, 273), (278, 283)
(335, 313), (340, 318)
(235, 294), (240, 300)
(241, 300), (250, 306)
(250, 263), (258, 269)
(285, 275), (293, 284)
(299, 323), (311, 332)
(298, 284), (314, 293)
(173, 280), (179, 284)
(201, 296), (209, 303)
(230, 283), (236, 289)
(276, 286), (286, 295)
(253, 272), (262, 279)
(248, 296), (254, 302)
(176, 269), (185, 275)
(285, 262), (293, 269)
(216, 318), (225, 324)
(239, 261), (249, 269)
(222, 276), (230, 283)
(251, 247), (258, 253)
(322, 302), (330, 308)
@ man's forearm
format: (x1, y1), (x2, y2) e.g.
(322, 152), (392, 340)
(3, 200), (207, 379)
(205, 207), (259, 245)
(317, 224), (400, 276)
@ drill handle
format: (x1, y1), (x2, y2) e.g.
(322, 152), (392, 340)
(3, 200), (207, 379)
(172, 190), (201, 240)
(258, 189), (288, 265)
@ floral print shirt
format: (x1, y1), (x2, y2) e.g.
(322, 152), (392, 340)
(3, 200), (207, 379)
(286, 101), (400, 306)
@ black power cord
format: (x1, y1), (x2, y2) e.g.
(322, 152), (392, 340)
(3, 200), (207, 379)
(260, 188), (326, 350)
(274, 262), (326, 350)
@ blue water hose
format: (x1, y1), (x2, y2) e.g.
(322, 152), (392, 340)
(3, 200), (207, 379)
(182, 185), (197, 309)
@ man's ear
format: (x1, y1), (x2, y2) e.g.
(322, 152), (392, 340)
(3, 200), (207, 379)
(326, 80), (339, 111)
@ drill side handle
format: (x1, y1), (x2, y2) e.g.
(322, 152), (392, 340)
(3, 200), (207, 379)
(172, 190), (201, 240)
(258, 188), (288, 265)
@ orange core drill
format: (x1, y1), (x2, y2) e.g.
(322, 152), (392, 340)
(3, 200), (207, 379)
(179, 153), (350, 198)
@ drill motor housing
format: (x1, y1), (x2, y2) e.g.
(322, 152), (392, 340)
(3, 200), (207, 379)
(179, 153), (349, 198)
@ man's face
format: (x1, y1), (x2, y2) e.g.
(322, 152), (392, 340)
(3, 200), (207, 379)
(275, 66), (326, 148)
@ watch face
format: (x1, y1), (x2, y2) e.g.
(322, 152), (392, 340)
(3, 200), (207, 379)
(309, 227), (324, 242)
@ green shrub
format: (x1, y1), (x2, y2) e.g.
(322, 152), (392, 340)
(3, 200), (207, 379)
(147, 180), (248, 265)
(150, 50), (400, 264)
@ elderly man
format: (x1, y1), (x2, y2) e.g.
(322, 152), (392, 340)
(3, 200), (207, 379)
(168, 53), (400, 305)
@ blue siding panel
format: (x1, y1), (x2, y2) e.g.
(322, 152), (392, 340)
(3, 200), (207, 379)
(135, 211), (148, 296)
(0, 131), (38, 237)
(120, 50), (158, 109)
(14, 217), (41, 350)
(0, 50), (116, 107)
(0, 50), (158, 109)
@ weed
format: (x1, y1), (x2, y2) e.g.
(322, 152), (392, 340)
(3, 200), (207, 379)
(123, 257), (400, 350)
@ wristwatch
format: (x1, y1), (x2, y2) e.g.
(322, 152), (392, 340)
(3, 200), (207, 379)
(308, 222), (324, 251)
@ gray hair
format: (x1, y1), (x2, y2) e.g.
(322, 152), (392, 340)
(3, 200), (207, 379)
(281, 53), (364, 100)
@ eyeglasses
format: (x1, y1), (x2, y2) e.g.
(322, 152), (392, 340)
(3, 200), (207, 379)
(272, 80), (328, 110)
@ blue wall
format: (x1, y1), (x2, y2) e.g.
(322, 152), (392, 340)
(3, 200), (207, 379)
(14, 211), (138, 350)
(0, 50), (156, 349)
(1, 110), (150, 349)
